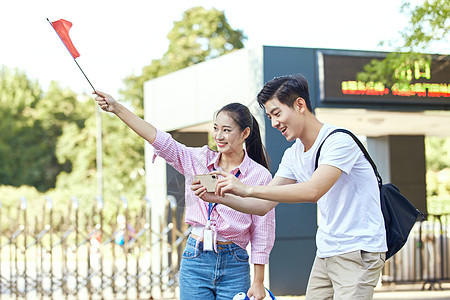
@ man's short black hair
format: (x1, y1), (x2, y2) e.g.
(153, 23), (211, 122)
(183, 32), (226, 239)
(257, 74), (312, 112)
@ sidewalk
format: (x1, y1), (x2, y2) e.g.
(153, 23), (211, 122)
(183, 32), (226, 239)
(276, 290), (450, 300)
(275, 283), (450, 300)
(373, 283), (450, 300)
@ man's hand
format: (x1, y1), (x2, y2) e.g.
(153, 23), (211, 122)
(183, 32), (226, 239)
(213, 171), (251, 197)
(94, 91), (118, 113)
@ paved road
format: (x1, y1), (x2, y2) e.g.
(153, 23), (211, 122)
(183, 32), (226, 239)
(373, 290), (450, 299)
(373, 283), (450, 300)
(2, 284), (448, 299)
(275, 284), (450, 300)
(84, 284), (450, 299)
(276, 290), (450, 300)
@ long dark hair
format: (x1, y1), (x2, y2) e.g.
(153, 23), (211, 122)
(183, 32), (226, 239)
(216, 103), (270, 170)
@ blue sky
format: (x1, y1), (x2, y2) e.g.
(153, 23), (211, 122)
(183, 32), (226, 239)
(1, 0), (424, 97)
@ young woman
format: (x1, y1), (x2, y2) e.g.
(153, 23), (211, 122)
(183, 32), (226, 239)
(94, 91), (275, 300)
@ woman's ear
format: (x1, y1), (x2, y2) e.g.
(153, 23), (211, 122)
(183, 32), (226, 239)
(242, 127), (251, 140)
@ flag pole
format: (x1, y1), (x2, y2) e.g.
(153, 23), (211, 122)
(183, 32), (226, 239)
(47, 18), (103, 200)
(46, 18), (96, 92)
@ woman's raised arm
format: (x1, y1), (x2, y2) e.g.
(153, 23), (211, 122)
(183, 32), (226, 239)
(94, 91), (157, 144)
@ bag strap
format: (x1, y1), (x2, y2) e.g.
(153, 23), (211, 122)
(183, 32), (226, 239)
(265, 288), (276, 300)
(315, 128), (425, 221)
(315, 128), (383, 188)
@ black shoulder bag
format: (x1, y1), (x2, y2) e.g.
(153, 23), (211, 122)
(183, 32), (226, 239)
(315, 128), (424, 260)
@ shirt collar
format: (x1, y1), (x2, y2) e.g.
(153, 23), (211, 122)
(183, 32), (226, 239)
(207, 150), (251, 178)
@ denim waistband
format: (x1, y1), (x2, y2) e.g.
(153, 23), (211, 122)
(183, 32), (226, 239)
(187, 235), (243, 252)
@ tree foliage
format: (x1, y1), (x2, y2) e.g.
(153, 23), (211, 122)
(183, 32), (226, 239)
(357, 0), (449, 86)
(120, 6), (246, 112)
(0, 67), (78, 191)
(425, 137), (450, 213)
(166, 6), (246, 68)
(54, 97), (97, 195)
(357, 52), (431, 88)
(400, 0), (449, 51)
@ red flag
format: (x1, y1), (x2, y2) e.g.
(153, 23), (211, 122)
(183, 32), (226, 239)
(51, 19), (80, 59)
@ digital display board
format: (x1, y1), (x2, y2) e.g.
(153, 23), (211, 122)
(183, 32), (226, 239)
(318, 51), (450, 106)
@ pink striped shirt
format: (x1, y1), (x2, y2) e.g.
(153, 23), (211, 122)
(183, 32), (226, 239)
(151, 129), (275, 264)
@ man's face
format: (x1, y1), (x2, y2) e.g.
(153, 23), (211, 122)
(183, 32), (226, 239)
(264, 98), (301, 142)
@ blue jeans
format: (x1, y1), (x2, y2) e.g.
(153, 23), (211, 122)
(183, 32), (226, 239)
(179, 236), (250, 300)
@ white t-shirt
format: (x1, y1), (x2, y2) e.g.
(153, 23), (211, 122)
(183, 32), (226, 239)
(275, 124), (387, 258)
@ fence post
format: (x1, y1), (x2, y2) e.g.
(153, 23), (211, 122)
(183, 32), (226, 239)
(0, 198), (2, 300)
(121, 195), (129, 298)
(144, 196), (152, 298)
(167, 195), (178, 287)
(71, 196), (80, 296)
(97, 196), (104, 300)
(18, 197), (27, 297)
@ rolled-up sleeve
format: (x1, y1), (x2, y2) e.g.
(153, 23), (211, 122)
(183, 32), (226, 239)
(151, 129), (209, 176)
(248, 173), (276, 265)
(250, 207), (276, 264)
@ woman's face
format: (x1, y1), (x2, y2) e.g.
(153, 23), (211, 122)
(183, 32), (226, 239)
(213, 112), (248, 155)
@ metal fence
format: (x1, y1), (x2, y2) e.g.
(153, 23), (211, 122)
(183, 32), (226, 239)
(382, 214), (450, 290)
(0, 195), (189, 299)
(2, 194), (449, 298)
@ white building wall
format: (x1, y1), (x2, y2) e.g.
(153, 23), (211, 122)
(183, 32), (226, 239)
(143, 47), (265, 132)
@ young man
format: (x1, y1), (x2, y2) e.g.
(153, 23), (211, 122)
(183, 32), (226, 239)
(192, 74), (387, 299)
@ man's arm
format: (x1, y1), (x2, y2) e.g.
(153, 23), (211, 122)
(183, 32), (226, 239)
(215, 164), (342, 203)
(192, 176), (293, 215)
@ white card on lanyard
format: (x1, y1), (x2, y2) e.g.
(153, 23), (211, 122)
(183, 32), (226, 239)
(203, 204), (216, 251)
(203, 228), (213, 251)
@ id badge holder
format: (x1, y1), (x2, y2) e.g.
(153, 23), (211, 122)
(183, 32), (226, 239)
(203, 221), (213, 251)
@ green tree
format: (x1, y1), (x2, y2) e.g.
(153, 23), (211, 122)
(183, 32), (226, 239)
(53, 95), (96, 197)
(0, 67), (70, 191)
(357, 0), (449, 86)
(120, 6), (247, 112)
(425, 137), (450, 214)
(399, 0), (449, 51)
(166, 6), (246, 70)
(101, 111), (146, 204)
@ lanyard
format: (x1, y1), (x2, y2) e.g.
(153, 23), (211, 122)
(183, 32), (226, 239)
(206, 169), (241, 225)
(208, 203), (218, 221)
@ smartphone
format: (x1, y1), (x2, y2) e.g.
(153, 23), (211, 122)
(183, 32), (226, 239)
(194, 174), (218, 192)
